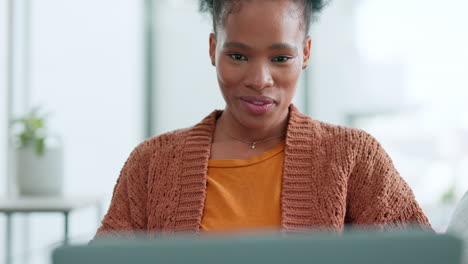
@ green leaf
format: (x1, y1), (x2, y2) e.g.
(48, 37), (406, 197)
(35, 138), (45, 156)
(441, 185), (456, 203)
(11, 106), (52, 151)
(20, 134), (29, 146)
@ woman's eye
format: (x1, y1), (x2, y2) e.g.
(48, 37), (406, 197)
(228, 54), (248, 61)
(272, 56), (292, 63)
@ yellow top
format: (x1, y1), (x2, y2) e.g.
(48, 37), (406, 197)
(200, 140), (285, 232)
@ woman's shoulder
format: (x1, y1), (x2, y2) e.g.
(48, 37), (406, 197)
(132, 127), (193, 155)
(128, 109), (219, 162)
(306, 117), (378, 150)
(290, 105), (376, 147)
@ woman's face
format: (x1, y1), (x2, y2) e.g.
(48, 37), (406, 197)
(209, 0), (311, 130)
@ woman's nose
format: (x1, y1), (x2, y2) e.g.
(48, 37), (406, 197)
(243, 62), (274, 90)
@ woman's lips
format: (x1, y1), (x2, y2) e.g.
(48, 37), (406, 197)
(239, 96), (275, 115)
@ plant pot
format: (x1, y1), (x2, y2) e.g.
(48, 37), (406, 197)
(15, 141), (64, 196)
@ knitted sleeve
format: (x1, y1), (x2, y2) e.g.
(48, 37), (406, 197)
(345, 131), (433, 231)
(92, 141), (150, 241)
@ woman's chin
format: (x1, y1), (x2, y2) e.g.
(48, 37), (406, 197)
(236, 111), (280, 130)
(225, 102), (287, 130)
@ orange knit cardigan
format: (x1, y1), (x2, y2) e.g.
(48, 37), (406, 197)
(94, 104), (431, 238)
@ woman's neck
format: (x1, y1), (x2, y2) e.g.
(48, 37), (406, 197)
(210, 107), (289, 159)
(215, 107), (289, 144)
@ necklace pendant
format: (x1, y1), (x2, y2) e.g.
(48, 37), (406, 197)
(249, 142), (256, 149)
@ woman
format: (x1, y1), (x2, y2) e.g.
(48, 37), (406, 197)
(94, 0), (431, 238)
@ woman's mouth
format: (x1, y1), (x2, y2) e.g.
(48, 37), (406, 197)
(239, 96), (275, 115)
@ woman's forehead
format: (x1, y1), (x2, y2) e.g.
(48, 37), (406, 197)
(218, 0), (305, 45)
(221, 41), (300, 53)
(222, 0), (303, 27)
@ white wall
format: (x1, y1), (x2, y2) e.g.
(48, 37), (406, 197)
(153, 0), (221, 134)
(29, 0), (144, 197)
(1, 0), (144, 263)
(0, 0), (8, 196)
(308, 1), (409, 125)
(0, 0), (10, 261)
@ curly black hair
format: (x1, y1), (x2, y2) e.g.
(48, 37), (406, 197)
(199, 0), (330, 34)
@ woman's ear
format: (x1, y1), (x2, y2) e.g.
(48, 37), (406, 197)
(209, 33), (217, 66)
(302, 36), (312, 70)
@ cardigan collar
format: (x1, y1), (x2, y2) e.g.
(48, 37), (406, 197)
(173, 104), (324, 233)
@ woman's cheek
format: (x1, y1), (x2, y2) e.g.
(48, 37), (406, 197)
(273, 65), (301, 89)
(217, 60), (244, 89)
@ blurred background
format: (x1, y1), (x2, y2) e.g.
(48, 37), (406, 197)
(0, 0), (467, 263)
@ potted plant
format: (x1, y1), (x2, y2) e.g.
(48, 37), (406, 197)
(10, 107), (64, 196)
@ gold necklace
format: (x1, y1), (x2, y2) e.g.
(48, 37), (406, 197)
(224, 131), (286, 149)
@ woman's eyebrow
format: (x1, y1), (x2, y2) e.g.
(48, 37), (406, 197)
(269, 43), (297, 51)
(223, 42), (251, 50)
(222, 42), (297, 51)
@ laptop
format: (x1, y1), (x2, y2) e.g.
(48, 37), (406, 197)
(53, 231), (463, 264)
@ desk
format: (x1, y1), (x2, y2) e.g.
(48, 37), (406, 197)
(0, 196), (102, 264)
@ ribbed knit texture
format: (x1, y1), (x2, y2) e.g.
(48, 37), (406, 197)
(94, 104), (432, 239)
